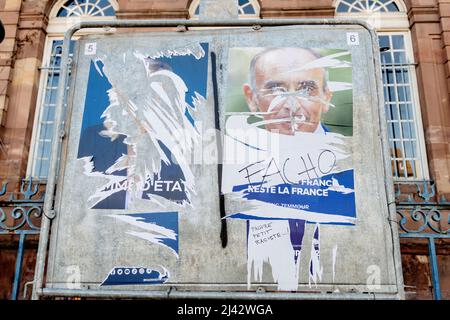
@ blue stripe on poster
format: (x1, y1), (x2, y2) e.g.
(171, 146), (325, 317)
(125, 212), (179, 255)
(93, 189), (127, 210)
(232, 169), (356, 220)
(101, 267), (169, 286)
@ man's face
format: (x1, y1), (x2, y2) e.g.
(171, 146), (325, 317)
(243, 48), (332, 135)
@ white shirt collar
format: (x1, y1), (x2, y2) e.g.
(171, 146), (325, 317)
(313, 122), (325, 135)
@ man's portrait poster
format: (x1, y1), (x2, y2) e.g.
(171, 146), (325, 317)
(222, 47), (356, 290)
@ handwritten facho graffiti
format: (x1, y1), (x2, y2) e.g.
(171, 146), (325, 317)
(223, 47), (355, 290)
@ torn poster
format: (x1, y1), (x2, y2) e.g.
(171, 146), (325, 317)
(77, 43), (209, 210)
(223, 47), (355, 290)
(108, 212), (179, 258)
(100, 266), (169, 286)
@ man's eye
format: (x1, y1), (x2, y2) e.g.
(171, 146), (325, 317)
(269, 86), (287, 94)
(298, 82), (318, 95)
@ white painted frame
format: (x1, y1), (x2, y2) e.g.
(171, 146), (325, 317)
(333, 0), (429, 180)
(334, 0), (408, 31)
(27, 0), (118, 178)
(378, 31), (430, 180)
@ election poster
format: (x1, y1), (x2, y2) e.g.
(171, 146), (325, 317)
(222, 47), (355, 290)
(74, 42), (209, 286)
(77, 43), (209, 210)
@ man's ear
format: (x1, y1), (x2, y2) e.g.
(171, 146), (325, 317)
(322, 88), (333, 113)
(243, 83), (258, 112)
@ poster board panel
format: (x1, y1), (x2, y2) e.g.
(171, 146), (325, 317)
(45, 25), (402, 297)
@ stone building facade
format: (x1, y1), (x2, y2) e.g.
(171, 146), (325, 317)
(0, 0), (448, 299)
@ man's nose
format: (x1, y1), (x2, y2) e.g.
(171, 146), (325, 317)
(281, 95), (304, 113)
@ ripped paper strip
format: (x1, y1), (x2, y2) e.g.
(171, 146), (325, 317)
(101, 266), (169, 286)
(108, 212), (179, 258)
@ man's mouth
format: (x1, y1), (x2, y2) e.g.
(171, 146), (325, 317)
(248, 112), (313, 131)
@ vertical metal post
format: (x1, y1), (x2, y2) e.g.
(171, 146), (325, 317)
(11, 233), (26, 300)
(32, 26), (75, 300)
(427, 237), (442, 300)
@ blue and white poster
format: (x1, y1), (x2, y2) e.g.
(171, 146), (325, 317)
(222, 47), (355, 290)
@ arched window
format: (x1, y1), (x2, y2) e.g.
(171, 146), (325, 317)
(335, 0), (429, 180)
(47, 0), (118, 34)
(335, 0), (407, 29)
(189, 0), (260, 19)
(336, 0), (400, 13)
(56, 0), (116, 17)
(28, 0), (118, 179)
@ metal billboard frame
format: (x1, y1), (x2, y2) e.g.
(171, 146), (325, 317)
(32, 18), (404, 300)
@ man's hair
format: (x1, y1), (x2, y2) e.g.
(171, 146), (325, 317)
(248, 47), (329, 92)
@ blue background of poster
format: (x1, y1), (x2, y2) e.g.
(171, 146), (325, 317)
(76, 44), (209, 209)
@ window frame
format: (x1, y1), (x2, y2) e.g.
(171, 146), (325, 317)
(378, 31), (430, 180)
(49, 0), (119, 17)
(27, 0), (118, 179)
(53, 0), (116, 18)
(47, 0), (118, 34)
(334, 0), (408, 30)
(27, 36), (60, 180)
(336, 0), (404, 13)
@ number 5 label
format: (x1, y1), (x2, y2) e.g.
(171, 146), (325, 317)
(85, 43), (97, 55)
(347, 32), (359, 46)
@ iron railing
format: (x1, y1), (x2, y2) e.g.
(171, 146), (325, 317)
(0, 178), (448, 299)
(0, 179), (44, 300)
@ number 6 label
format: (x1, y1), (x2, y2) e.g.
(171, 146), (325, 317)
(85, 42), (97, 55)
(346, 32), (359, 46)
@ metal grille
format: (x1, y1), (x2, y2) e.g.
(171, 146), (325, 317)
(32, 40), (74, 179)
(379, 34), (423, 179)
(0, 179), (44, 300)
(395, 180), (450, 300)
(56, 0), (115, 17)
